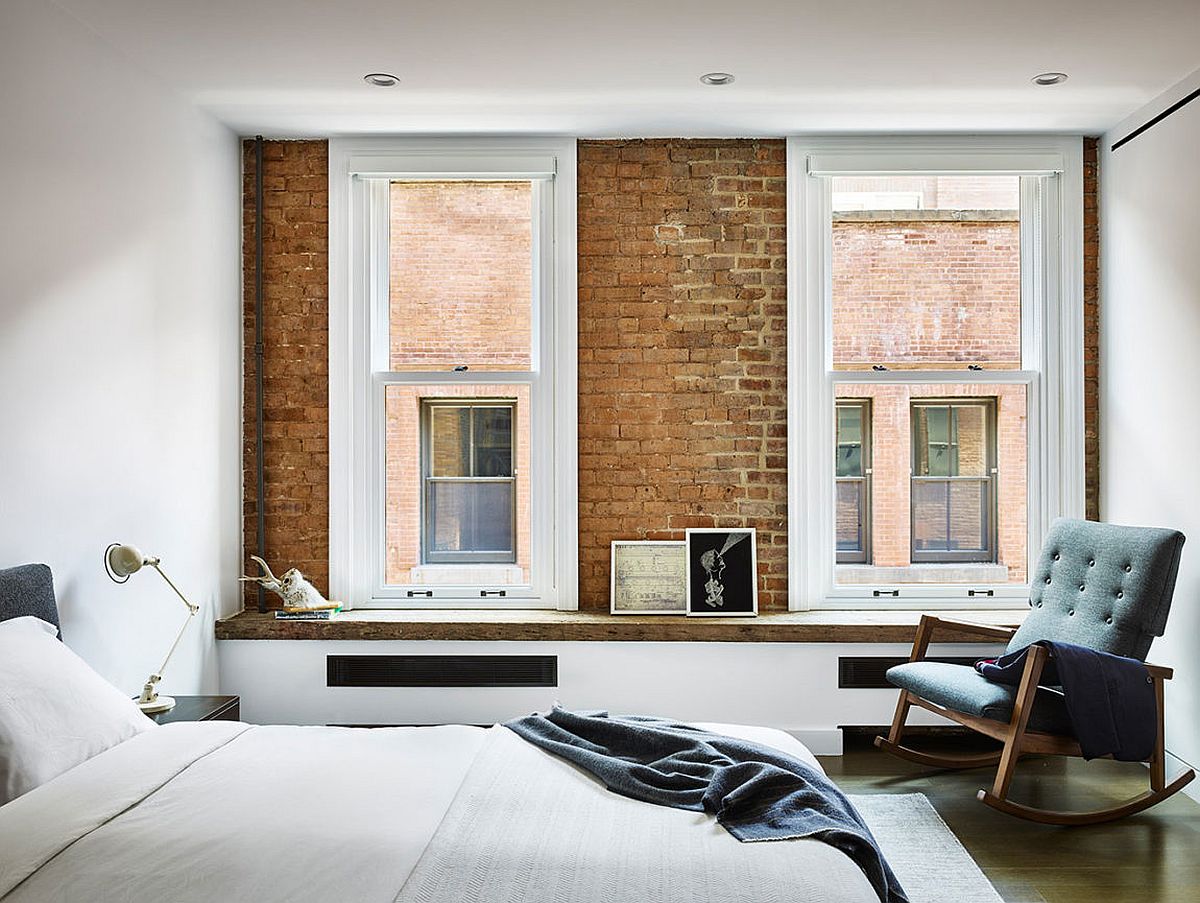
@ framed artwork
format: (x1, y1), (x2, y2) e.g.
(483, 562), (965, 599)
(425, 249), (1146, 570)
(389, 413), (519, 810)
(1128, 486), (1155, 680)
(610, 541), (687, 614)
(684, 528), (758, 617)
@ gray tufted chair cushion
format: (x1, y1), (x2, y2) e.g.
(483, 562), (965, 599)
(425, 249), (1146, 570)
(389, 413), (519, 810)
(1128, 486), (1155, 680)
(1007, 518), (1185, 661)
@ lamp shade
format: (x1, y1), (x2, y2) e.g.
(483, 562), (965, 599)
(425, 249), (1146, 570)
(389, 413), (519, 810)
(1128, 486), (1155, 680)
(106, 544), (150, 579)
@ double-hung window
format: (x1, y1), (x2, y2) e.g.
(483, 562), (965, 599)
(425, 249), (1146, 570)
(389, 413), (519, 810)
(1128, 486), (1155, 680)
(787, 137), (1084, 608)
(329, 138), (578, 608)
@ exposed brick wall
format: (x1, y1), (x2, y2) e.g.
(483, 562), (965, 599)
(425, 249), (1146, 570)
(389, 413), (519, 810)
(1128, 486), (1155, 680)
(241, 140), (329, 607)
(832, 215), (1021, 369)
(241, 138), (1099, 611)
(388, 181), (531, 371)
(1083, 137), (1100, 522)
(576, 139), (789, 612)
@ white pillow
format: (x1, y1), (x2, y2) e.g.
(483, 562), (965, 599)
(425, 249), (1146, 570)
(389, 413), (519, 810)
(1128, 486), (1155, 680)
(0, 616), (154, 805)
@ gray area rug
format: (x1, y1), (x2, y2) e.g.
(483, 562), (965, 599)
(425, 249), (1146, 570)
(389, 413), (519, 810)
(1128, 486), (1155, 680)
(853, 793), (1003, 903)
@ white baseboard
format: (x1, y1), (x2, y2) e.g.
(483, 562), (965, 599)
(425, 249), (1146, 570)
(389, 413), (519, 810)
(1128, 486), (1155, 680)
(787, 728), (843, 756)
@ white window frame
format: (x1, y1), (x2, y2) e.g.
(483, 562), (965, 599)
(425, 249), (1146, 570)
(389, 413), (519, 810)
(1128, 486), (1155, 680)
(328, 137), (578, 610)
(787, 136), (1084, 610)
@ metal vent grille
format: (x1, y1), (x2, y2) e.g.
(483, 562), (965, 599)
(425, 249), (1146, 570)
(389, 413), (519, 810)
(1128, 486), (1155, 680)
(326, 654), (557, 688)
(838, 655), (983, 689)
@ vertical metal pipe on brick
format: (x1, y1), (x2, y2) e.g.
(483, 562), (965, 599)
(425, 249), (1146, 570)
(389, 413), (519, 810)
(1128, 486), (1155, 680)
(254, 136), (267, 613)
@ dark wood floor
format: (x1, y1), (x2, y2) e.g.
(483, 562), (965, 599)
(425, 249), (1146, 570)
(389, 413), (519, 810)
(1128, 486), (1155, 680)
(818, 735), (1200, 903)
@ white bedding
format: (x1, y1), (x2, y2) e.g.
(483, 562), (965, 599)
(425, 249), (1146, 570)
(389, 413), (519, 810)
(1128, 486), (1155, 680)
(0, 720), (873, 903)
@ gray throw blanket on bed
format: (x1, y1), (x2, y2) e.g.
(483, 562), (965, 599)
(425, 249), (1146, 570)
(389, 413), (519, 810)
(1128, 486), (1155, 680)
(505, 708), (907, 903)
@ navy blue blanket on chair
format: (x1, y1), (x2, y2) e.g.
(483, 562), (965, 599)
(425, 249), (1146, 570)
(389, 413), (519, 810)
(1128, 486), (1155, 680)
(976, 640), (1156, 761)
(505, 708), (907, 903)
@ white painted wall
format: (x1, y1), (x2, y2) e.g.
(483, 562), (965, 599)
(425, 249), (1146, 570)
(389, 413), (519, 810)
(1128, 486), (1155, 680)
(0, 0), (242, 696)
(1101, 67), (1200, 782)
(219, 639), (1003, 753)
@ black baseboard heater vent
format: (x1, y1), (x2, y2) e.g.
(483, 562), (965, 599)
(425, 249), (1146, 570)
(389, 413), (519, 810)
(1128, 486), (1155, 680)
(838, 655), (983, 689)
(326, 654), (558, 688)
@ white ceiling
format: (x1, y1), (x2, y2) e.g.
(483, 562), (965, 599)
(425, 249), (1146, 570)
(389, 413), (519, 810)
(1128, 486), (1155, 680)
(55, 0), (1200, 137)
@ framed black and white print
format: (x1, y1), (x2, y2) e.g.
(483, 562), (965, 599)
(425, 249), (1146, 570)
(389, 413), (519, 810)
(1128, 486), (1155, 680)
(684, 528), (758, 617)
(610, 541), (687, 614)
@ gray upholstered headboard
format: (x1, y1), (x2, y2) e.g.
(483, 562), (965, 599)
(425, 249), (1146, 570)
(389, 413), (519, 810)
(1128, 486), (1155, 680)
(0, 563), (61, 638)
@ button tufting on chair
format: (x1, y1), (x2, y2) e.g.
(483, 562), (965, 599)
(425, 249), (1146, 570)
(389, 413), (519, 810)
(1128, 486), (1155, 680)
(1088, 559), (1095, 567)
(1068, 609), (1075, 616)
(1045, 577), (1052, 584)
(1106, 617), (1114, 624)
(1125, 565), (1132, 572)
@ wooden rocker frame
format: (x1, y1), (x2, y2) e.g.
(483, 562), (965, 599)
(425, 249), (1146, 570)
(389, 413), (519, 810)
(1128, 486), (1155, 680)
(875, 614), (1196, 825)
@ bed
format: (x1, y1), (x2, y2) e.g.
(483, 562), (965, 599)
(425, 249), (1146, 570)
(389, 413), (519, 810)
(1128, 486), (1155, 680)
(0, 564), (888, 903)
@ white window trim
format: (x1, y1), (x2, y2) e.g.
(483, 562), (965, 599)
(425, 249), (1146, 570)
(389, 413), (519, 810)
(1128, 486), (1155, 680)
(328, 137), (578, 610)
(786, 136), (1085, 611)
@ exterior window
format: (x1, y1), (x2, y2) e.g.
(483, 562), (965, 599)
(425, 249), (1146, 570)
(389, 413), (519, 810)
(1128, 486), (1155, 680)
(789, 137), (1084, 608)
(836, 401), (871, 564)
(422, 401), (517, 564)
(330, 138), (577, 609)
(910, 400), (995, 563)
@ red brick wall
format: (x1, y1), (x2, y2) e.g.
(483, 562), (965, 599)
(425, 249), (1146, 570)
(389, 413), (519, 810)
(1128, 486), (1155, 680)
(576, 139), (789, 611)
(388, 181), (532, 371)
(241, 140), (329, 607)
(832, 216), (1021, 369)
(241, 138), (1099, 611)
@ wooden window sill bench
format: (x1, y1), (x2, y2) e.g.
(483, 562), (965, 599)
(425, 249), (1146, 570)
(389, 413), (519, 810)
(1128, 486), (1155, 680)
(215, 609), (1025, 644)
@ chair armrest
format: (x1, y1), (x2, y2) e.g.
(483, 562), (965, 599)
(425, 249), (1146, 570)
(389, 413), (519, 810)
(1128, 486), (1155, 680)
(1027, 643), (1173, 680)
(906, 615), (1016, 663)
(921, 615), (1018, 642)
(1143, 662), (1173, 680)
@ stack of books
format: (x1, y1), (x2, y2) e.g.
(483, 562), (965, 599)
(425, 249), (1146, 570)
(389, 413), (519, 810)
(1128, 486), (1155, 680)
(273, 605), (342, 621)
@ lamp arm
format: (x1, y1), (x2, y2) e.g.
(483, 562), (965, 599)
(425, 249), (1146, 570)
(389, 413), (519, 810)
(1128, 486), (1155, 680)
(152, 563), (200, 616)
(141, 564), (200, 693)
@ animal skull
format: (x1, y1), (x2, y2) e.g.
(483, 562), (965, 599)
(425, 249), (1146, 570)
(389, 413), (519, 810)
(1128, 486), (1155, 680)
(240, 556), (335, 611)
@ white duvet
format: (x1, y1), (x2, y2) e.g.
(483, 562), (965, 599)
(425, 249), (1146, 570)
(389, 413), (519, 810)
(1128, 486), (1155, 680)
(0, 721), (877, 903)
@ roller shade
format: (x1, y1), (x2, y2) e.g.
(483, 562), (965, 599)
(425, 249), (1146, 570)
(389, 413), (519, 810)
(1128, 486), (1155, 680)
(806, 151), (1064, 176)
(349, 153), (558, 180)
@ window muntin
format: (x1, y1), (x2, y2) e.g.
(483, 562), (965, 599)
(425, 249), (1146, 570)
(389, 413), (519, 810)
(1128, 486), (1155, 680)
(835, 401), (871, 564)
(422, 400), (517, 565)
(910, 400), (996, 563)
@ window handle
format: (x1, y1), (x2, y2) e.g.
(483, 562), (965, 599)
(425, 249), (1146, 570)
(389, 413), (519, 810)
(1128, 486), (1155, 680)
(406, 590), (434, 598)
(873, 589), (900, 597)
(967, 589), (995, 597)
(480, 590), (507, 598)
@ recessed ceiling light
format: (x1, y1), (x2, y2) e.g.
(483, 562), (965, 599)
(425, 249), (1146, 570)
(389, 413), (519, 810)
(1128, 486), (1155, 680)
(700, 72), (735, 86)
(363, 72), (400, 87)
(1032, 72), (1068, 86)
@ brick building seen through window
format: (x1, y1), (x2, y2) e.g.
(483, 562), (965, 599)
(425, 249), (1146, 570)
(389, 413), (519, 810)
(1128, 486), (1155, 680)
(832, 175), (1027, 587)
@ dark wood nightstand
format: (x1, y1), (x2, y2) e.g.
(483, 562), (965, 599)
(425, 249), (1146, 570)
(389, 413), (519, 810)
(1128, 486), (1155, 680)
(149, 695), (240, 725)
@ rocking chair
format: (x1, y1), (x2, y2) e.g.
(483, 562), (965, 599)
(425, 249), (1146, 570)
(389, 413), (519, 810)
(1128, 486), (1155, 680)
(876, 518), (1195, 825)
